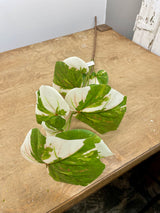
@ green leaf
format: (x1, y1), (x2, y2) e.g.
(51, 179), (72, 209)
(36, 86), (70, 133)
(53, 61), (84, 89)
(55, 106), (67, 116)
(66, 86), (127, 134)
(48, 129), (105, 186)
(89, 71), (96, 79)
(46, 116), (66, 131)
(82, 72), (89, 87)
(41, 147), (53, 161)
(76, 96), (127, 134)
(77, 85), (111, 111)
(21, 128), (57, 163)
(36, 86), (70, 117)
(21, 128), (112, 185)
(56, 129), (95, 140)
(37, 90), (51, 115)
(96, 70), (108, 84)
(36, 114), (48, 124)
(65, 85), (111, 112)
(36, 115), (66, 131)
(63, 56), (89, 72)
(30, 128), (46, 163)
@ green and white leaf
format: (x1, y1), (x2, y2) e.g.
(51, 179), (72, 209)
(95, 140), (113, 158)
(53, 57), (89, 92)
(21, 128), (113, 186)
(103, 88), (125, 110)
(36, 85), (70, 134)
(47, 129), (113, 186)
(21, 128), (46, 164)
(89, 70), (109, 85)
(43, 129), (112, 164)
(89, 76), (99, 85)
(65, 86), (91, 111)
(41, 117), (65, 136)
(43, 134), (85, 164)
(76, 95), (127, 134)
(21, 129), (38, 163)
(65, 84), (111, 112)
(65, 85), (126, 134)
(36, 85), (70, 116)
(53, 62), (84, 90)
(63, 56), (89, 72)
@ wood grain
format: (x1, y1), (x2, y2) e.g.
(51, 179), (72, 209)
(0, 29), (160, 213)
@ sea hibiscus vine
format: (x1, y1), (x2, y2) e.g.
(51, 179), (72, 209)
(21, 56), (127, 186)
(21, 128), (113, 186)
(36, 84), (126, 135)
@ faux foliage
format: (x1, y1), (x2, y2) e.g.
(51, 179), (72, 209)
(21, 56), (127, 186)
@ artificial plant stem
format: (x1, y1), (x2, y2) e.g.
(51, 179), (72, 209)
(90, 16), (97, 74)
(82, 16), (97, 87)
(92, 16), (97, 62)
(65, 112), (75, 131)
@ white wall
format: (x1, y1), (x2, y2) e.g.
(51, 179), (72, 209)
(0, 0), (107, 53)
(106, 0), (142, 40)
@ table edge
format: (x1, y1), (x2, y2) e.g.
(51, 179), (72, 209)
(47, 143), (160, 213)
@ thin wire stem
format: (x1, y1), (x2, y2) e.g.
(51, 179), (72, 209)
(90, 16), (97, 74)
(92, 16), (97, 61)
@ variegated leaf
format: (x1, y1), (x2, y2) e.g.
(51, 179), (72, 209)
(21, 128), (113, 186)
(65, 84), (111, 112)
(65, 85), (127, 134)
(89, 70), (109, 85)
(64, 56), (89, 72)
(21, 128), (46, 164)
(36, 85), (70, 134)
(48, 129), (113, 186)
(53, 57), (89, 93)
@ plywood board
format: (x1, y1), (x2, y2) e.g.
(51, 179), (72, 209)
(0, 29), (160, 213)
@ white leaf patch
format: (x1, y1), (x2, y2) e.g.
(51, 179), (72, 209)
(43, 136), (85, 164)
(65, 86), (125, 113)
(20, 130), (38, 163)
(41, 122), (57, 136)
(36, 85), (70, 117)
(82, 140), (113, 158)
(95, 140), (113, 158)
(104, 88), (124, 110)
(35, 104), (48, 116)
(64, 56), (89, 72)
(89, 77), (99, 85)
(65, 86), (90, 111)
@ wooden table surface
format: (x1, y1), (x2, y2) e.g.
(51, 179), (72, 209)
(0, 29), (160, 213)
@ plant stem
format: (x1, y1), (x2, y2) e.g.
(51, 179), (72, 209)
(64, 112), (75, 131)
(90, 16), (97, 74)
